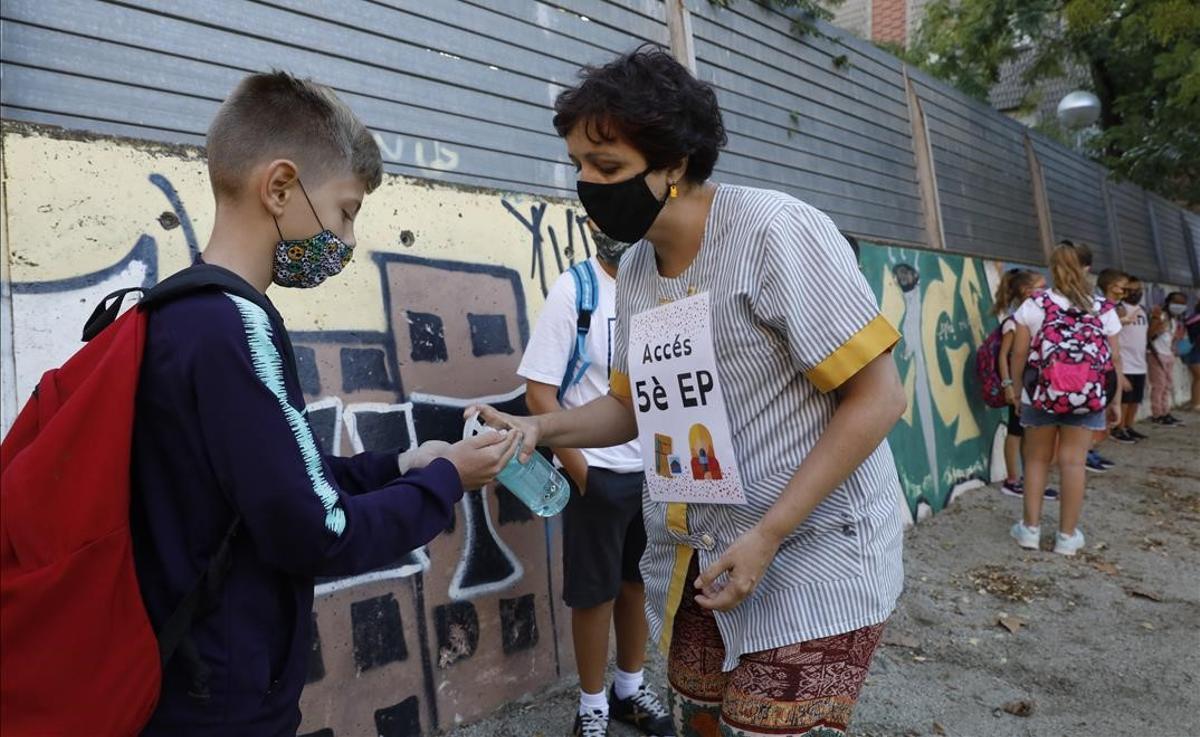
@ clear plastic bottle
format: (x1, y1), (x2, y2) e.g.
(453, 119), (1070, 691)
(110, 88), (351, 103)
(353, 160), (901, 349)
(463, 414), (570, 517)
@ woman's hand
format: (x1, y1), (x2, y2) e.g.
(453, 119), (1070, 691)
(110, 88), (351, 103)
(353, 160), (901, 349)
(1004, 385), (1018, 407)
(464, 405), (542, 463)
(694, 526), (782, 612)
(1120, 374), (1132, 393)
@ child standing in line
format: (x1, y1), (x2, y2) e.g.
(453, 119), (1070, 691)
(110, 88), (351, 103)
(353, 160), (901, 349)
(1113, 276), (1151, 441)
(1009, 243), (1122, 556)
(1085, 270), (1132, 466)
(1186, 301), (1200, 411)
(517, 224), (673, 737)
(993, 268), (1056, 500)
(1148, 292), (1189, 426)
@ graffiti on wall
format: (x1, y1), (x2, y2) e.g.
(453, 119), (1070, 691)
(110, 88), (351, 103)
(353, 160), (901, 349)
(4, 124), (1195, 734)
(0, 124), (599, 737)
(858, 243), (1001, 522)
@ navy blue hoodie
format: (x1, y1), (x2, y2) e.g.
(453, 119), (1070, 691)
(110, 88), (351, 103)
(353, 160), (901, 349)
(130, 275), (462, 736)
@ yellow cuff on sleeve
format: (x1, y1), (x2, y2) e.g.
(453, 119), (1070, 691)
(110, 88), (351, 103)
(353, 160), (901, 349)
(609, 370), (631, 398)
(806, 314), (900, 393)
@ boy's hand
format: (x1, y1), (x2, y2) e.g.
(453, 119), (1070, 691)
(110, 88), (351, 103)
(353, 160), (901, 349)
(464, 405), (542, 463)
(445, 431), (521, 491)
(397, 440), (453, 475)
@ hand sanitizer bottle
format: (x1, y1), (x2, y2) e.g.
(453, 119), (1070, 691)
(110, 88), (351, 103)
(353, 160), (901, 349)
(463, 414), (570, 517)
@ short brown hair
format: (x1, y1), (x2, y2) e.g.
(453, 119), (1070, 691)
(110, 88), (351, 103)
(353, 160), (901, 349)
(207, 71), (382, 199)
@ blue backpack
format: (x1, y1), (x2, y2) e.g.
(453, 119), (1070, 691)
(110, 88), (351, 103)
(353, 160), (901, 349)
(558, 260), (599, 399)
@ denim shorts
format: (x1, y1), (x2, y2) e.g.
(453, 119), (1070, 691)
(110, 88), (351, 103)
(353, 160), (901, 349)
(1021, 404), (1106, 431)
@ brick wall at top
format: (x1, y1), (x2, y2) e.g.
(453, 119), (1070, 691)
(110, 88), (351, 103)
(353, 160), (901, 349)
(871, 0), (907, 45)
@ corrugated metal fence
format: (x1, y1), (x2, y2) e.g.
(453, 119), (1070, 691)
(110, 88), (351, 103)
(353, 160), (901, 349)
(2, 0), (1197, 284)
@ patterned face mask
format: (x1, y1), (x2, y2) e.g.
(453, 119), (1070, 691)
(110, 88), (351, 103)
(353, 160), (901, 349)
(272, 180), (355, 289)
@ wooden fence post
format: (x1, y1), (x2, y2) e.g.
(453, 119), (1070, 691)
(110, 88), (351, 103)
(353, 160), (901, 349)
(1023, 134), (1055, 263)
(902, 66), (946, 251)
(664, 0), (697, 74)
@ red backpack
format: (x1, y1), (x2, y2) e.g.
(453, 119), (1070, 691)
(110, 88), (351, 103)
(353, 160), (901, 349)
(975, 316), (1015, 408)
(0, 265), (278, 736)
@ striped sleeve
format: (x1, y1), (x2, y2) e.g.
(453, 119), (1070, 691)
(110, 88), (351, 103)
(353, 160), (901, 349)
(609, 255), (633, 398)
(754, 204), (899, 392)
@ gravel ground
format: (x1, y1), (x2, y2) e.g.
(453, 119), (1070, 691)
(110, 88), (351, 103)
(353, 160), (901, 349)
(449, 409), (1200, 737)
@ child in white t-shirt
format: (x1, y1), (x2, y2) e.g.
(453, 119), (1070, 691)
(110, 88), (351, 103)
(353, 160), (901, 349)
(516, 227), (669, 735)
(1147, 291), (1189, 425)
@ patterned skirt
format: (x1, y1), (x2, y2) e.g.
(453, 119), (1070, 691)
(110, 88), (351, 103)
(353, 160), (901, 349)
(667, 558), (885, 737)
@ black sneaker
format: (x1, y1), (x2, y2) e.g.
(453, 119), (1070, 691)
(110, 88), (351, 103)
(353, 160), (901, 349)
(1044, 486), (1061, 501)
(1000, 479), (1025, 497)
(574, 708), (609, 737)
(1110, 428), (1136, 444)
(1164, 414), (1186, 426)
(609, 685), (674, 736)
(1127, 427), (1150, 440)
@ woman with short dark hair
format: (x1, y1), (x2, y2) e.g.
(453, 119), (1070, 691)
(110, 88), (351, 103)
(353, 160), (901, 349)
(473, 46), (906, 737)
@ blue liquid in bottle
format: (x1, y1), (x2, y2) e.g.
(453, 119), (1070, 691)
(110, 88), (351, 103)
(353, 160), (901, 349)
(463, 414), (570, 517)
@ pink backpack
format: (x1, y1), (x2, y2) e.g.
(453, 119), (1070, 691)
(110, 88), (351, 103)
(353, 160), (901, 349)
(976, 316), (1014, 408)
(1027, 292), (1114, 415)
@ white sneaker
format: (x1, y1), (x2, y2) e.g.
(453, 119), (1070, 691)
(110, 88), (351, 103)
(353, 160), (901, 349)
(1054, 529), (1086, 556)
(1010, 521), (1041, 550)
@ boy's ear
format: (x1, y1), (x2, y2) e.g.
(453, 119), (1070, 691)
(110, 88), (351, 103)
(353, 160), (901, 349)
(260, 159), (300, 217)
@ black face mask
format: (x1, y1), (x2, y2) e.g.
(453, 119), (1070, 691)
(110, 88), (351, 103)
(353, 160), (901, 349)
(577, 168), (670, 244)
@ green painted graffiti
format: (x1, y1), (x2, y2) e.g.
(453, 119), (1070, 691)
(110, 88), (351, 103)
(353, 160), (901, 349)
(858, 243), (998, 519)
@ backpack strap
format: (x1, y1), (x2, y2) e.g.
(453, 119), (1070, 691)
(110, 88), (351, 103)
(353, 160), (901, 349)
(558, 261), (599, 399)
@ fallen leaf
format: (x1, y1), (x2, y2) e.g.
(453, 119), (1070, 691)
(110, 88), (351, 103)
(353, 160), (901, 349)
(1001, 699), (1036, 717)
(933, 721), (947, 735)
(1141, 622), (1155, 630)
(1092, 561), (1120, 576)
(1126, 586), (1164, 602)
(997, 614), (1027, 634)
(1095, 542), (1108, 550)
(913, 655), (928, 662)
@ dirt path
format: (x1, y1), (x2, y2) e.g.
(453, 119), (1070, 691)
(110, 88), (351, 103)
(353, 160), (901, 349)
(449, 409), (1200, 737)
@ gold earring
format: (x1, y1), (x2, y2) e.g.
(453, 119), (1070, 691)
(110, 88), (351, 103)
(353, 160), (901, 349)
(669, 182), (679, 199)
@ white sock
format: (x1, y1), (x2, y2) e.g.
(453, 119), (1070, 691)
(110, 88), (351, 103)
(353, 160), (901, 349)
(613, 668), (644, 700)
(579, 688), (608, 716)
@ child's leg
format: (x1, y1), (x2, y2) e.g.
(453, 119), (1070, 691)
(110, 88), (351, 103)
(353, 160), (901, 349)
(1149, 356), (1167, 417)
(719, 623), (885, 737)
(1004, 406), (1022, 482)
(1121, 400), (1136, 429)
(1057, 426), (1093, 535)
(1190, 363), (1200, 409)
(1022, 425), (1059, 527)
(667, 556), (728, 737)
(573, 602), (615, 695)
(1005, 435), (1022, 482)
(1164, 355), (1176, 408)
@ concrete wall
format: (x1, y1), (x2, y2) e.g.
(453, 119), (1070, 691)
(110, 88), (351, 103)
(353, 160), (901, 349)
(0, 124), (1194, 734)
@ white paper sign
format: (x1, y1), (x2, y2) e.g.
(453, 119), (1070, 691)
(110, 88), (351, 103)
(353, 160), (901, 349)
(627, 292), (746, 505)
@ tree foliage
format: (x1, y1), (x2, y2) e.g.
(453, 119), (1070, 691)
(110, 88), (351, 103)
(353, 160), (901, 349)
(904, 0), (1200, 206)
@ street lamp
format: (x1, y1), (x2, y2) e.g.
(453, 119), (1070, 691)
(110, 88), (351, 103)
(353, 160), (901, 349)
(1057, 90), (1101, 150)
